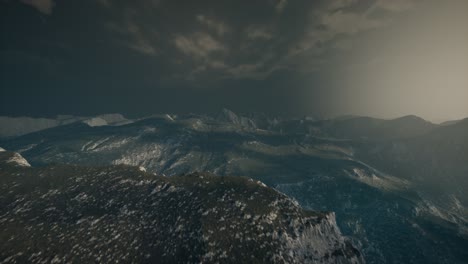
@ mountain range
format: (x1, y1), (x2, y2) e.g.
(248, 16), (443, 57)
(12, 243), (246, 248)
(1, 110), (467, 263)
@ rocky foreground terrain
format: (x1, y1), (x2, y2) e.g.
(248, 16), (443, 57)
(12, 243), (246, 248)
(0, 150), (363, 263)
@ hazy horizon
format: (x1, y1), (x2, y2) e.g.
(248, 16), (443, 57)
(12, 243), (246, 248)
(1, 109), (466, 124)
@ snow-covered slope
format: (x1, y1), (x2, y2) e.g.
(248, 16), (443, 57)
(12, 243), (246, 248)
(83, 113), (131, 127)
(83, 117), (108, 127)
(0, 150), (31, 167)
(217, 108), (257, 130)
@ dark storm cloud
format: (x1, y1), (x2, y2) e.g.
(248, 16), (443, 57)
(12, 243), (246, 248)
(19, 0), (54, 14)
(16, 0), (406, 81)
(3, 0), (466, 121)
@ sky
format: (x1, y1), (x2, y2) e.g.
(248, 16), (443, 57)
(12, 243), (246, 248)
(1, 0), (467, 121)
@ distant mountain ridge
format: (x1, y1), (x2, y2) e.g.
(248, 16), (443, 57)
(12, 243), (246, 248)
(3, 110), (461, 139)
(319, 115), (437, 140)
(0, 113), (131, 138)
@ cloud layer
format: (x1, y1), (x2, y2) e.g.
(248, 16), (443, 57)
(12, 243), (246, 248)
(20, 0), (54, 14)
(3, 0), (468, 121)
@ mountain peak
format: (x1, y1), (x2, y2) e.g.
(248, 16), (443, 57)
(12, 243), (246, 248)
(217, 108), (257, 129)
(219, 108), (240, 123)
(391, 115), (429, 123)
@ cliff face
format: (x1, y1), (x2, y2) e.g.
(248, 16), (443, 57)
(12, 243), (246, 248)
(0, 151), (363, 263)
(297, 212), (362, 263)
(279, 211), (362, 263)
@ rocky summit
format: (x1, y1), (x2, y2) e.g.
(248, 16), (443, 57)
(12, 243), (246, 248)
(0, 152), (363, 263)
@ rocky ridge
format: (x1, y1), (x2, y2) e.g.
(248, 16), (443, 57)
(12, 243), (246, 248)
(0, 151), (363, 263)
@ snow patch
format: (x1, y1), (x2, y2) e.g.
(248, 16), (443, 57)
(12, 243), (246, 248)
(165, 114), (175, 121)
(97, 113), (128, 124)
(6, 153), (31, 167)
(344, 165), (409, 191)
(84, 117), (108, 127)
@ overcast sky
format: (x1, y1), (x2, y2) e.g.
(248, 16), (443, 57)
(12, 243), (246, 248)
(1, 0), (467, 121)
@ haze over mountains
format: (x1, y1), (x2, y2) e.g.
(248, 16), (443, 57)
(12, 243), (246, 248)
(1, 109), (467, 263)
(0, 114), (130, 138)
(0, 110), (462, 139)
